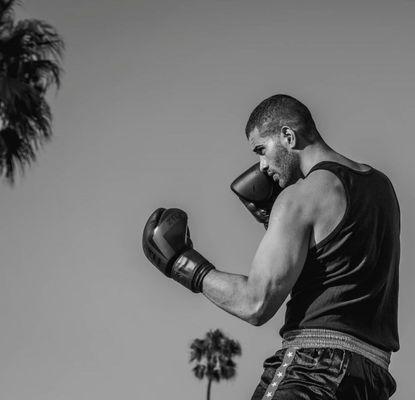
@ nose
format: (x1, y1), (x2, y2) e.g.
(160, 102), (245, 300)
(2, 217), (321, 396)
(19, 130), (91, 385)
(259, 157), (268, 173)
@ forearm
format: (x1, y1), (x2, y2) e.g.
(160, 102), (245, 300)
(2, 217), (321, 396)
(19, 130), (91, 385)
(202, 269), (263, 325)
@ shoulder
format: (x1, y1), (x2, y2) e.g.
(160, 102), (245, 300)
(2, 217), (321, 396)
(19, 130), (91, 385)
(303, 168), (346, 202)
(270, 169), (346, 225)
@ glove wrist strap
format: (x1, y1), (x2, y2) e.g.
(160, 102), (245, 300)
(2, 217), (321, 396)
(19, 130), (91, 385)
(172, 249), (215, 293)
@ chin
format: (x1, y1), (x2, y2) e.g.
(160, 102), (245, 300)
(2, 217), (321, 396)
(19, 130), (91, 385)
(279, 176), (294, 188)
(277, 178), (286, 188)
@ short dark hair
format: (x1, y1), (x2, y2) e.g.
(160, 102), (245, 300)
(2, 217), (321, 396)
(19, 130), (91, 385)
(245, 94), (318, 140)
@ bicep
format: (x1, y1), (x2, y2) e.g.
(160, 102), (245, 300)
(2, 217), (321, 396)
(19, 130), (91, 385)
(247, 189), (312, 323)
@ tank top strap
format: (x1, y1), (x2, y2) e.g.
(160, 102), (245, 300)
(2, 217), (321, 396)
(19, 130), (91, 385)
(306, 161), (345, 178)
(306, 161), (374, 178)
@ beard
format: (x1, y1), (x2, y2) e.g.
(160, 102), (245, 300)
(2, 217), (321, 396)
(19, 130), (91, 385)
(274, 144), (302, 188)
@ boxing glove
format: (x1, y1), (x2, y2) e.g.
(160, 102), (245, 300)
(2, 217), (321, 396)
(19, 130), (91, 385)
(142, 208), (215, 293)
(230, 163), (281, 229)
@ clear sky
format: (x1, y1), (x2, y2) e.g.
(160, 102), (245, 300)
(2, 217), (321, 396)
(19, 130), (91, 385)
(1, 0), (414, 399)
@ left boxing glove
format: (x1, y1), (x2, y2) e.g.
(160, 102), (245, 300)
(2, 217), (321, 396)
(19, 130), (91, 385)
(231, 163), (281, 229)
(142, 208), (215, 293)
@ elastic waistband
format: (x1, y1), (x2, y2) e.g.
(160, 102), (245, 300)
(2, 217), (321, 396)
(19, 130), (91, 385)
(282, 329), (391, 370)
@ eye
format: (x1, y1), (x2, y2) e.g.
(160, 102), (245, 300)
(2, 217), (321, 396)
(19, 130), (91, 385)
(254, 146), (265, 155)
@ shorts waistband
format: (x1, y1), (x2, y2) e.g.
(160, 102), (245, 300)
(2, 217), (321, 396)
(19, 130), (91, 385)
(282, 328), (391, 370)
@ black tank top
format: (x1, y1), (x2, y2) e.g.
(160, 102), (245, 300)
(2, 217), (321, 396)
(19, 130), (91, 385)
(279, 161), (400, 352)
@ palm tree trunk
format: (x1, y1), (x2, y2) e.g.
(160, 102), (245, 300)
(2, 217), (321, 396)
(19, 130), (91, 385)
(206, 378), (212, 400)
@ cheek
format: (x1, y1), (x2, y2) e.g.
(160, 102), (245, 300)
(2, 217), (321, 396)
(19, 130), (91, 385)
(278, 151), (295, 175)
(274, 149), (288, 168)
(270, 147), (283, 165)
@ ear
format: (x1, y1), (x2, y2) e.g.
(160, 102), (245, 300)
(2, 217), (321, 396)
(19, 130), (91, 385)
(281, 126), (297, 149)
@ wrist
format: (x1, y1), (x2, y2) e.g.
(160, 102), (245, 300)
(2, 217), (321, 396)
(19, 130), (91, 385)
(171, 249), (215, 293)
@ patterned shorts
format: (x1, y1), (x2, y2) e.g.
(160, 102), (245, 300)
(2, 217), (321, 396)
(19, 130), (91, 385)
(251, 345), (397, 399)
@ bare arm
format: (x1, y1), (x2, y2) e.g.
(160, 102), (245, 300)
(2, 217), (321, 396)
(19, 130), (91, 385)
(202, 182), (313, 326)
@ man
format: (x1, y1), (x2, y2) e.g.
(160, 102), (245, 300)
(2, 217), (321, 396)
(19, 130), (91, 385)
(142, 94), (399, 399)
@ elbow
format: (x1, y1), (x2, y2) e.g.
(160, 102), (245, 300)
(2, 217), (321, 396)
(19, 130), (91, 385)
(247, 312), (270, 326)
(246, 299), (282, 326)
(248, 316), (265, 326)
(245, 304), (268, 326)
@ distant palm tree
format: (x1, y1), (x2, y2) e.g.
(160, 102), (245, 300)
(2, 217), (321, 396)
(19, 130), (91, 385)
(0, 0), (64, 184)
(189, 329), (242, 400)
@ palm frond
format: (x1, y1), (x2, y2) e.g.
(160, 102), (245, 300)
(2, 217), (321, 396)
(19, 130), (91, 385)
(189, 338), (206, 362)
(0, 0), (64, 184)
(21, 59), (62, 90)
(0, 0), (17, 22)
(220, 359), (237, 380)
(8, 19), (64, 59)
(189, 328), (242, 388)
(0, 125), (35, 182)
(192, 364), (206, 380)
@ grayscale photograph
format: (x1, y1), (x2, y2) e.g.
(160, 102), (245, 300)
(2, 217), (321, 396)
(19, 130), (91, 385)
(0, 0), (413, 399)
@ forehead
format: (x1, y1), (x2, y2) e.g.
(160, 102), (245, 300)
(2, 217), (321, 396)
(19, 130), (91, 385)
(248, 123), (275, 148)
(248, 127), (262, 148)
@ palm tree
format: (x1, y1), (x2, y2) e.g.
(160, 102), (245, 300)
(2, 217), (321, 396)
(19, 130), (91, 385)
(189, 329), (242, 400)
(0, 0), (64, 184)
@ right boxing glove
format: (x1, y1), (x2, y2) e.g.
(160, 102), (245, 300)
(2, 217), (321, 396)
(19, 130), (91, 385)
(142, 208), (215, 293)
(230, 163), (281, 229)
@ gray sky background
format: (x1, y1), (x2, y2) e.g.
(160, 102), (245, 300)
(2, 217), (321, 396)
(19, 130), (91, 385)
(1, 0), (414, 399)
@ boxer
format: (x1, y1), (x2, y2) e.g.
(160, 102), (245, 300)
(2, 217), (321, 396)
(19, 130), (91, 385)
(143, 94), (399, 399)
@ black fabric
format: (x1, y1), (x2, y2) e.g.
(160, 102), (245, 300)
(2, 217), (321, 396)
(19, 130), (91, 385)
(279, 162), (400, 352)
(251, 347), (397, 399)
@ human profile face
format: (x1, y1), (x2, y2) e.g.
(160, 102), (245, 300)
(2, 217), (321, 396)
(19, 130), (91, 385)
(248, 125), (301, 188)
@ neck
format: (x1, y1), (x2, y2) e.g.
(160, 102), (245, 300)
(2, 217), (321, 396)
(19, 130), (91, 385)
(299, 140), (337, 177)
